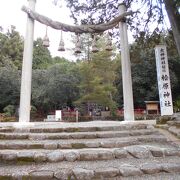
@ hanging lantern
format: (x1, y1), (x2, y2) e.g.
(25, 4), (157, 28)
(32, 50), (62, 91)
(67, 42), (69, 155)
(74, 34), (81, 54)
(42, 26), (50, 47)
(91, 35), (99, 53)
(105, 33), (113, 51)
(58, 30), (65, 51)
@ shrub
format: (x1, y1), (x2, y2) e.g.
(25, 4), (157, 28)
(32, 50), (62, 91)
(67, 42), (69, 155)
(30, 105), (37, 117)
(0, 116), (16, 122)
(62, 116), (77, 122)
(104, 116), (124, 121)
(78, 115), (93, 122)
(3, 105), (15, 117)
(156, 115), (171, 124)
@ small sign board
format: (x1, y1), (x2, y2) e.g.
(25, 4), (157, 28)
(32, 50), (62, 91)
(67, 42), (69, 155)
(155, 45), (173, 116)
(55, 110), (62, 121)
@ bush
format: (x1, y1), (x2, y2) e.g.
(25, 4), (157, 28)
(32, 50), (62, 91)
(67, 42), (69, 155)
(78, 115), (93, 122)
(0, 116), (16, 122)
(135, 116), (145, 120)
(156, 115), (171, 124)
(3, 105), (15, 117)
(30, 105), (37, 117)
(174, 97), (180, 112)
(62, 116), (77, 122)
(104, 116), (124, 121)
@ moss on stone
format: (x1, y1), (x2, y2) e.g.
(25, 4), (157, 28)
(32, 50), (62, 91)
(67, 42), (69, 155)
(17, 156), (34, 163)
(22, 177), (30, 180)
(156, 116), (171, 124)
(71, 143), (86, 149)
(0, 176), (11, 180)
(65, 128), (79, 133)
(28, 144), (43, 149)
(0, 134), (6, 139)
(17, 161), (34, 165)
(68, 174), (77, 180)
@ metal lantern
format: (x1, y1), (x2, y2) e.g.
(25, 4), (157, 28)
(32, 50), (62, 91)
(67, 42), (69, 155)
(58, 30), (65, 51)
(91, 35), (99, 53)
(74, 34), (81, 54)
(105, 34), (113, 51)
(42, 26), (50, 47)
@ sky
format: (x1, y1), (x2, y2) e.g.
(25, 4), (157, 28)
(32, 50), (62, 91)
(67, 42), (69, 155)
(0, 0), (170, 59)
(0, 0), (74, 58)
(0, 0), (133, 59)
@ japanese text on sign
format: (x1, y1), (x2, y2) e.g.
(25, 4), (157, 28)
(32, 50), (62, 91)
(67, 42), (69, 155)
(155, 45), (173, 115)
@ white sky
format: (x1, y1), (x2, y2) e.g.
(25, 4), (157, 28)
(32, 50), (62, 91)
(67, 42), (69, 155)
(0, 0), (170, 59)
(0, 0), (74, 58)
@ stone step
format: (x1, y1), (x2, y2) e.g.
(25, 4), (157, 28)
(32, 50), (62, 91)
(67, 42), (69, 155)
(0, 129), (159, 140)
(167, 120), (180, 126)
(0, 135), (168, 150)
(0, 123), (149, 133)
(0, 156), (179, 179)
(119, 173), (180, 180)
(0, 144), (179, 164)
(168, 126), (180, 138)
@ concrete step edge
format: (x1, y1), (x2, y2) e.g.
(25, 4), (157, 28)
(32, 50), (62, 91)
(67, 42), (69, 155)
(0, 162), (180, 179)
(0, 145), (179, 163)
(0, 129), (159, 140)
(0, 124), (149, 133)
(0, 135), (168, 150)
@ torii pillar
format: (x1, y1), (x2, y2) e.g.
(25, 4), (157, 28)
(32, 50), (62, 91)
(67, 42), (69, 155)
(18, 0), (36, 126)
(119, 3), (134, 121)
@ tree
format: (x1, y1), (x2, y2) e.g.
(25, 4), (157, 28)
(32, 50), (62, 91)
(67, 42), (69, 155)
(71, 33), (92, 61)
(76, 36), (118, 114)
(163, 0), (180, 56)
(0, 26), (23, 69)
(31, 59), (81, 113)
(33, 38), (52, 69)
(62, 0), (180, 56)
(126, 30), (179, 107)
(0, 62), (20, 111)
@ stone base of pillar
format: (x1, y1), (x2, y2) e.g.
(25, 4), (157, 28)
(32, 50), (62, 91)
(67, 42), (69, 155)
(13, 122), (35, 128)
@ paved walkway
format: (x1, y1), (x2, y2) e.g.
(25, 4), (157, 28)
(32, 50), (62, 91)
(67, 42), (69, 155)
(0, 120), (156, 128)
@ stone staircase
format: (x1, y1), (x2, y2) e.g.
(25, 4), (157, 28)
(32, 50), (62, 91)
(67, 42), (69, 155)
(0, 121), (180, 180)
(155, 114), (180, 139)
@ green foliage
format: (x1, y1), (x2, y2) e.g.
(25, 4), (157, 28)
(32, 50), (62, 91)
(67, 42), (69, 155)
(63, 0), (180, 56)
(33, 38), (52, 69)
(0, 25), (179, 118)
(0, 64), (20, 110)
(156, 115), (171, 124)
(174, 96), (180, 112)
(76, 36), (118, 115)
(3, 105), (15, 117)
(31, 59), (81, 113)
(78, 115), (93, 122)
(115, 30), (180, 108)
(31, 105), (37, 114)
(0, 116), (16, 122)
(0, 26), (23, 69)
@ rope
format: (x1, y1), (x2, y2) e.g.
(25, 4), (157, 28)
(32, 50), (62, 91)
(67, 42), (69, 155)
(22, 5), (134, 34)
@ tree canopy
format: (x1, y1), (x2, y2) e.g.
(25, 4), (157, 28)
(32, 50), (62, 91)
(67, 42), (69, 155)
(60, 0), (180, 56)
(0, 25), (179, 118)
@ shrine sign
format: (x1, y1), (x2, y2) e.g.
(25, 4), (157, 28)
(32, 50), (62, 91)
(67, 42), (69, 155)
(155, 45), (173, 116)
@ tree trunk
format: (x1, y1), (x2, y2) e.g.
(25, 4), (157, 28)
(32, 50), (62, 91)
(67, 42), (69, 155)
(164, 0), (180, 56)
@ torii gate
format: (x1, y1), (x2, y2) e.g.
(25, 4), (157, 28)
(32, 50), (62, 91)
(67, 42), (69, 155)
(17, 0), (134, 127)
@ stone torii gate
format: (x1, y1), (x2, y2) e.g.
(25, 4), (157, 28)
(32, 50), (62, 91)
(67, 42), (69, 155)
(18, 0), (134, 126)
